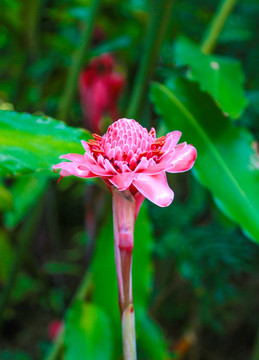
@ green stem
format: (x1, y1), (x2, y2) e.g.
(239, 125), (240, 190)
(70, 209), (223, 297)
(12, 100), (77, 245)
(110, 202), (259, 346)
(200, 0), (237, 54)
(44, 269), (91, 360)
(23, 0), (42, 61)
(126, 0), (174, 119)
(57, 0), (101, 122)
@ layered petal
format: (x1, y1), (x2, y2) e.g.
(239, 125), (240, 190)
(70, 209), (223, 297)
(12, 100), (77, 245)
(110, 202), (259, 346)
(167, 143), (197, 173)
(162, 131), (182, 152)
(132, 172), (174, 207)
(134, 191), (145, 219)
(53, 161), (96, 178)
(110, 172), (135, 190)
(60, 153), (85, 162)
(83, 162), (113, 177)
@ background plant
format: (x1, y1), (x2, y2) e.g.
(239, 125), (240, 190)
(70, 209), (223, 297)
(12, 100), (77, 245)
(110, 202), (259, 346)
(0, 0), (259, 359)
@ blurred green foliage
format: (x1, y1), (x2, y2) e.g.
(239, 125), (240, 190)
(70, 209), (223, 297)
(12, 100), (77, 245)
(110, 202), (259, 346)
(0, 0), (259, 360)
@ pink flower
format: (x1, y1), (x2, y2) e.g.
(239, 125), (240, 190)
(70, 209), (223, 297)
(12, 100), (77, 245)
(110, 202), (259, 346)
(79, 53), (125, 133)
(48, 320), (62, 341)
(54, 118), (196, 214)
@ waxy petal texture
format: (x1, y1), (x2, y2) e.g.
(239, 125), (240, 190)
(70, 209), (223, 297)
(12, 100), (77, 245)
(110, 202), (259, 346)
(54, 118), (197, 208)
(133, 173), (174, 207)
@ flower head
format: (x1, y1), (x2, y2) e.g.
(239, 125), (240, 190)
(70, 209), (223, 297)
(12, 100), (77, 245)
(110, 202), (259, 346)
(79, 53), (125, 133)
(53, 118), (196, 215)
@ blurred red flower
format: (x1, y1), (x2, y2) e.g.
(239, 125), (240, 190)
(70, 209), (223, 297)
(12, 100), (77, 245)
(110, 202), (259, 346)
(48, 320), (62, 341)
(79, 53), (125, 133)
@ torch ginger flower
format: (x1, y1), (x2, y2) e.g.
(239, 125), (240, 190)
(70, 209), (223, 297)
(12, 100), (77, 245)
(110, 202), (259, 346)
(53, 118), (196, 359)
(53, 118), (196, 215)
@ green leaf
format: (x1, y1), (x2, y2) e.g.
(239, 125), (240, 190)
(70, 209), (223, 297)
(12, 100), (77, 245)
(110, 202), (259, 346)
(4, 174), (49, 229)
(133, 204), (153, 306)
(0, 183), (13, 211)
(91, 36), (132, 57)
(91, 211), (122, 359)
(174, 36), (248, 118)
(11, 272), (40, 302)
(135, 307), (170, 360)
(64, 301), (112, 360)
(151, 78), (259, 242)
(0, 110), (91, 177)
(134, 207), (171, 359)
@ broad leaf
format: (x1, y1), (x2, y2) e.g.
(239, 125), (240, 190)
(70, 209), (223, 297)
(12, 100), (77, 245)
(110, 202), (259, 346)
(174, 36), (248, 118)
(135, 307), (170, 359)
(133, 203), (153, 306)
(4, 174), (49, 229)
(151, 78), (259, 242)
(0, 183), (13, 211)
(0, 110), (91, 177)
(64, 301), (112, 360)
(91, 210), (122, 359)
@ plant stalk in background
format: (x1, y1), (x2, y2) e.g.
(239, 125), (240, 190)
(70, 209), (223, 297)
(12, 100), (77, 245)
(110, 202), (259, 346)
(58, 0), (101, 122)
(201, 0), (237, 54)
(126, 0), (174, 119)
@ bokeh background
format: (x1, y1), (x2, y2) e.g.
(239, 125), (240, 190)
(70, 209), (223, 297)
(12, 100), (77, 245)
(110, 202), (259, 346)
(0, 0), (259, 359)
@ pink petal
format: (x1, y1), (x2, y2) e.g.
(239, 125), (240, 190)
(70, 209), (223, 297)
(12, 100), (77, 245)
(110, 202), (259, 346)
(103, 159), (117, 174)
(138, 163), (168, 175)
(134, 157), (149, 172)
(81, 140), (90, 152)
(167, 144), (197, 173)
(109, 173), (135, 190)
(60, 153), (85, 162)
(59, 169), (71, 177)
(162, 131), (182, 152)
(84, 151), (98, 164)
(132, 172), (174, 207)
(83, 162), (112, 177)
(134, 156), (172, 175)
(53, 162), (96, 178)
(134, 192), (145, 219)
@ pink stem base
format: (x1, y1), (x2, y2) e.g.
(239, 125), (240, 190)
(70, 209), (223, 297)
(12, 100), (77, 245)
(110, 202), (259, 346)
(112, 188), (137, 359)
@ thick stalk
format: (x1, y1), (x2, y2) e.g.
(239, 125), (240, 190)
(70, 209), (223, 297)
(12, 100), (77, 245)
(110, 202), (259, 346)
(201, 0), (237, 54)
(126, 0), (174, 119)
(57, 0), (101, 122)
(112, 189), (137, 360)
